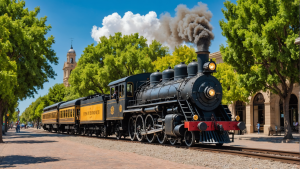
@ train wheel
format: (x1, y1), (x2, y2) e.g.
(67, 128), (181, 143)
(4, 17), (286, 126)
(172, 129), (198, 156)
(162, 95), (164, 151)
(115, 124), (122, 140)
(101, 125), (107, 138)
(184, 130), (195, 147)
(157, 131), (167, 144)
(135, 115), (145, 142)
(128, 117), (136, 141)
(145, 114), (156, 143)
(169, 137), (178, 145)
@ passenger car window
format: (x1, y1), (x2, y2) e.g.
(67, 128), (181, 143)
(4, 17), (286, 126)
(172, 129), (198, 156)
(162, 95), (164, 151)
(127, 82), (133, 97)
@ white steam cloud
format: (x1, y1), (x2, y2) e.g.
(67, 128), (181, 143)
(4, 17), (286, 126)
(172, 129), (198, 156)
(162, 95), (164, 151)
(91, 11), (160, 44)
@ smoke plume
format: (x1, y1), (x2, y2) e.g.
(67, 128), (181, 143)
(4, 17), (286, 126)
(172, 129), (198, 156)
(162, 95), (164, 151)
(155, 2), (214, 51)
(91, 2), (214, 51)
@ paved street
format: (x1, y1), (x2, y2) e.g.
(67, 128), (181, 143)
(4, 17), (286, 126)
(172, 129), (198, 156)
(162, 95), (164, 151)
(0, 128), (205, 169)
(227, 133), (300, 152)
(1, 128), (299, 169)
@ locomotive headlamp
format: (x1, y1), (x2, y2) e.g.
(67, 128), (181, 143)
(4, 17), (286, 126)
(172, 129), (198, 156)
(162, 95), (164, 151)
(208, 63), (216, 71)
(208, 88), (215, 97)
(193, 115), (198, 121)
(203, 61), (216, 73)
(204, 87), (216, 99)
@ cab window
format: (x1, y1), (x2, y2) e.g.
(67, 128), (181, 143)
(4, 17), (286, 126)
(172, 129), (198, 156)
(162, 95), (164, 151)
(119, 85), (124, 97)
(110, 87), (115, 98)
(122, 85), (125, 97)
(127, 82), (133, 97)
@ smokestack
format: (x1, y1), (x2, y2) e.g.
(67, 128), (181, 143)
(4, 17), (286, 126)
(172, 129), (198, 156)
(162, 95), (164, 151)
(196, 51), (210, 73)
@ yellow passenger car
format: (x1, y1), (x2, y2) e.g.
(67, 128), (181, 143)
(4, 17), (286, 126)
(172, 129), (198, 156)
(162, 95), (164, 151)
(42, 102), (65, 131)
(58, 98), (83, 133)
(80, 95), (106, 124)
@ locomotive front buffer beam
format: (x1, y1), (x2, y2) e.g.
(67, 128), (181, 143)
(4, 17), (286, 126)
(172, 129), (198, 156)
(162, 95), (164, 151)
(184, 121), (246, 132)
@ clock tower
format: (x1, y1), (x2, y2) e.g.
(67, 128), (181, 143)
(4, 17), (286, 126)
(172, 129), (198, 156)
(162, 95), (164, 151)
(63, 45), (77, 87)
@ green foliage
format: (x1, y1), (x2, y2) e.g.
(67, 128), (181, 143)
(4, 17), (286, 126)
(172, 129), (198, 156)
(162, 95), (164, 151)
(0, 0), (57, 141)
(153, 45), (196, 71)
(63, 87), (80, 101)
(69, 32), (169, 96)
(220, 0), (299, 96)
(219, 0), (299, 138)
(47, 83), (66, 105)
(214, 63), (249, 104)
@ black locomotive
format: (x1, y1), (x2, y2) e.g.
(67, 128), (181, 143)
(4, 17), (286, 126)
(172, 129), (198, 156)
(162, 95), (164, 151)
(42, 50), (245, 147)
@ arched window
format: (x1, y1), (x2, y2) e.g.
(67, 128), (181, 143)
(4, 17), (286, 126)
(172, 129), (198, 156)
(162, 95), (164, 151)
(253, 93), (265, 132)
(279, 94), (298, 128)
(70, 58), (73, 63)
(70, 69), (72, 75)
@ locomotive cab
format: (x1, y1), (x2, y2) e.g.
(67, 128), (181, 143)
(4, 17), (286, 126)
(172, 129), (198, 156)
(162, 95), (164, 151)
(106, 73), (151, 129)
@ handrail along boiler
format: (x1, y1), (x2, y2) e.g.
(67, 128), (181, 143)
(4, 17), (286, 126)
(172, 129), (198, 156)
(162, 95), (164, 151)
(41, 50), (245, 147)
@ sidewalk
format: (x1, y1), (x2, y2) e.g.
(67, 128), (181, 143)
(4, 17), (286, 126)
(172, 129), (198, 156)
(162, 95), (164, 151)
(227, 133), (300, 152)
(0, 128), (204, 169)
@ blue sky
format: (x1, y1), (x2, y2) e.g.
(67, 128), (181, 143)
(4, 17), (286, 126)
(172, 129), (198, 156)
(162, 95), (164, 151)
(19, 0), (231, 114)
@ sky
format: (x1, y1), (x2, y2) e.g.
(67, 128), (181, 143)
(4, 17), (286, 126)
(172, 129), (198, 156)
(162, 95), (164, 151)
(19, 0), (232, 114)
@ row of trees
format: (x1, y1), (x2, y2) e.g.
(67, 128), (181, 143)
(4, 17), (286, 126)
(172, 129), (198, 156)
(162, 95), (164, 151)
(0, 0), (58, 142)
(19, 84), (79, 124)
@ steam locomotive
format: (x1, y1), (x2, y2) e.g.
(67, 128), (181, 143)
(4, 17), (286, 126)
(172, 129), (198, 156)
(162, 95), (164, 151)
(42, 50), (245, 147)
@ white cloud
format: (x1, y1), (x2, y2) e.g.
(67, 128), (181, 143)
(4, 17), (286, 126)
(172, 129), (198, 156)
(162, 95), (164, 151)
(91, 11), (161, 44)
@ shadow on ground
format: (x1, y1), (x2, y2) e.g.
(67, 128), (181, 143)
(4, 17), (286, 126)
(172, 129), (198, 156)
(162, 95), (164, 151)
(0, 155), (63, 168)
(4, 140), (57, 144)
(3, 130), (70, 140)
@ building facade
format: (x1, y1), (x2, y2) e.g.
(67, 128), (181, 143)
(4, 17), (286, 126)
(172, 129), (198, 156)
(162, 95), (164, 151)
(63, 46), (77, 87)
(209, 51), (299, 134)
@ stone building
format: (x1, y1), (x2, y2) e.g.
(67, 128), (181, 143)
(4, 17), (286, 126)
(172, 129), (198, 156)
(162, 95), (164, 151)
(63, 45), (77, 87)
(209, 51), (299, 134)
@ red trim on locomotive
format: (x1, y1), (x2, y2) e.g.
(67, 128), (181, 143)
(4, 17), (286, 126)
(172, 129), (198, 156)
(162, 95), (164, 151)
(184, 121), (240, 131)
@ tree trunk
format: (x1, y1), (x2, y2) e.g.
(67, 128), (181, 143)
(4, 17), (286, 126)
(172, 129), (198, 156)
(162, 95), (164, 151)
(0, 100), (5, 143)
(282, 96), (293, 139)
(5, 113), (7, 132)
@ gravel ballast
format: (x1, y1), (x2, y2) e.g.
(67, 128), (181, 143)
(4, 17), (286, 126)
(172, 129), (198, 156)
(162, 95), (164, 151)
(61, 135), (299, 169)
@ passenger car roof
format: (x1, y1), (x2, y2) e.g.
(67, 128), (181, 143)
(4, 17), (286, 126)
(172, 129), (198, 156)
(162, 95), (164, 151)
(59, 97), (85, 109)
(43, 101), (65, 112)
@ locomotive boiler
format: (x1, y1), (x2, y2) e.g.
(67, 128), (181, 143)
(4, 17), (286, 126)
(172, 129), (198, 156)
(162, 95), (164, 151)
(126, 50), (245, 146)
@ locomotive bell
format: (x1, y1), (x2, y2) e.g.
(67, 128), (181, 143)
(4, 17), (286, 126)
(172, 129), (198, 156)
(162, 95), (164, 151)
(174, 62), (188, 80)
(162, 67), (174, 82)
(150, 70), (162, 86)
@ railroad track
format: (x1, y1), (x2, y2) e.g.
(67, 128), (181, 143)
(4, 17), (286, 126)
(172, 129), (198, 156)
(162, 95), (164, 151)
(36, 129), (300, 165)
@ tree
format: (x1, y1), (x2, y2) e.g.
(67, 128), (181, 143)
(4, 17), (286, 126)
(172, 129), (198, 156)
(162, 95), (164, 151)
(0, 0), (58, 142)
(213, 63), (249, 104)
(153, 45), (196, 71)
(69, 32), (169, 96)
(63, 87), (80, 101)
(219, 0), (300, 139)
(47, 84), (66, 105)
